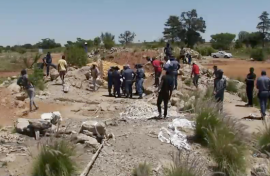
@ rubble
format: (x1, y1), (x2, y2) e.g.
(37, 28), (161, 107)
(50, 68), (59, 81)
(80, 121), (107, 138)
(7, 82), (21, 94)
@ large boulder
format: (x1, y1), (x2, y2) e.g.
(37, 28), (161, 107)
(8, 82), (21, 94)
(144, 86), (156, 95)
(28, 119), (52, 130)
(15, 92), (28, 101)
(74, 133), (95, 143)
(15, 118), (30, 133)
(50, 68), (59, 81)
(80, 121), (106, 137)
(171, 97), (180, 106)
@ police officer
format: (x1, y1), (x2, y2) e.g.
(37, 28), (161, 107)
(112, 66), (121, 98)
(107, 67), (114, 96)
(169, 55), (180, 90)
(136, 64), (145, 99)
(123, 65), (135, 98)
(245, 67), (256, 107)
(120, 66), (127, 96)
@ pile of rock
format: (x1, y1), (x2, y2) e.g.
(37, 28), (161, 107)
(0, 76), (17, 88)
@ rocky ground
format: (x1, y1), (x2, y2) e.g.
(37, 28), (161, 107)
(0, 48), (269, 176)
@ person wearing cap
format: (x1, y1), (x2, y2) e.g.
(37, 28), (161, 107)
(152, 57), (163, 87)
(157, 70), (174, 118)
(42, 52), (57, 76)
(112, 66), (121, 97)
(245, 67), (256, 107)
(191, 61), (200, 88)
(164, 43), (173, 58)
(214, 69), (226, 113)
(256, 70), (270, 120)
(123, 64), (135, 98)
(170, 56), (180, 90)
(90, 64), (100, 91)
(136, 64), (145, 99)
(17, 69), (39, 112)
(108, 67), (114, 96)
(58, 55), (68, 85)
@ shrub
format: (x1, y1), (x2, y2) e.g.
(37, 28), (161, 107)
(195, 47), (216, 56)
(258, 122), (270, 153)
(203, 86), (214, 100)
(65, 47), (87, 67)
(29, 65), (45, 90)
(195, 100), (222, 144)
(132, 162), (152, 176)
(184, 78), (192, 86)
(32, 140), (76, 176)
(206, 125), (247, 176)
(226, 80), (238, 93)
(163, 151), (208, 176)
(250, 48), (266, 61)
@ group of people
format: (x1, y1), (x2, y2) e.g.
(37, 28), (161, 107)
(107, 64), (145, 99)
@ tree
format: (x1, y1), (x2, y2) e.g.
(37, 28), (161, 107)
(36, 38), (61, 49)
(163, 16), (182, 43)
(22, 43), (33, 49)
(238, 31), (250, 47)
(210, 33), (236, 50)
(93, 37), (101, 47)
(101, 32), (115, 49)
(119, 31), (136, 45)
(234, 39), (242, 49)
(257, 11), (270, 47)
(180, 9), (206, 48)
(248, 32), (264, 48)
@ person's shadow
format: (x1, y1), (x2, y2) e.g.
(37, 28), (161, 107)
(242, 115), (262, 120)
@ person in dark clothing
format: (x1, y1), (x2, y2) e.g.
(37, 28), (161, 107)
(123, 65), (135, 98)
(120, 66), (127, 96)
(214, 69), (226, 113)
(164, 43), (173, 57)
(17, 69), (38, 112)
(245, 67), (256, 107)
(157, 71), (174, 118)
(179, 47), (186, 64)
(170, 56), (180, 90)
(112, 66), (121, 98)
(256, 70), (270, 120)
(42, 52), (57, 76)
(136, 64), (145, 99)
(108, 67), (114, 96)
(213, 66), (218, 78)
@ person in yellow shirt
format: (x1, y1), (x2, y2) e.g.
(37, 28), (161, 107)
(58, 55), (68, 84)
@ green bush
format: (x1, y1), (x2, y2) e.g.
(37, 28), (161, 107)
(258, 122), (270, 153)
(184, 78), (192, 86)
(195, 47), (216, 56)
(164, 151), (208, 176)
(65, 47), (87, 67)
(29, 65), (45, 90)
(226, 80), (238, 93)
(250, 48), (266, 61)
(206, 125), (247, 176)
(32, 140), (76, 176)
(132, 162), (152, 176)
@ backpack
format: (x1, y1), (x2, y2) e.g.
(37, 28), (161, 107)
(17, 76), (28, 88)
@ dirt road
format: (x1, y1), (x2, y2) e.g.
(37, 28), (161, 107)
(202, 58), (270, 79)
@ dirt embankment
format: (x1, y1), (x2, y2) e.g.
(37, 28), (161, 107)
(202, 58), (270, 79)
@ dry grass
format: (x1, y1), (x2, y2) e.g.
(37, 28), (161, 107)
(258, 122), (270, 154)
(132, 162), (152, 176)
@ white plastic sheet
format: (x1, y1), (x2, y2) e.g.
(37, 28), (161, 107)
(158, 118), (195, 150)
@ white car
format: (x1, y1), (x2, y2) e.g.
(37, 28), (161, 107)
(211, 51), (232, 58)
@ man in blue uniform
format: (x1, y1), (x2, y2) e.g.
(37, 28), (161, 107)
(42, 52), (57, 76)
(112, 66), (121, 98)
(169, 56), (180, 90)
(136, 64), (145, 99)
(123, 65), (135, 98)
(107, 67), (114, 96)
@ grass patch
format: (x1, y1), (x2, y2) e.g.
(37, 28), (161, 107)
(258, 122), (270, 154)
(163, 151), (208, 176)
(184, 78), (192, 87)
(132, 162), (152, 176)
(226, 80), (238, 93)
(32, 140), (76, 176)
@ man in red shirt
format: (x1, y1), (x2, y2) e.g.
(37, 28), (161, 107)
(151, 57), (163, 87)
(191, 61), (200, 88)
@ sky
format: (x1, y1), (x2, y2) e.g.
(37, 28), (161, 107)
(0, 0), (269, 46)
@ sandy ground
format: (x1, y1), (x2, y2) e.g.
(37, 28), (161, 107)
(201, 57), (270, 79)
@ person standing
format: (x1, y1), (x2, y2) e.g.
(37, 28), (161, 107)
(17, 69), (38, 112)
(136, 64), (145, 99)
(90, 64), (100, 91)
(245, 67), (256, 107)
(164, 43), (173, 58)
(120, 66), (127, 96)
(213, 65), (218, 78)
(256, 70), (270, 120)
(191, 61), (200, 88)
(179, 47), (186, 64)
(157, 71), (174, 118)
(123, 65), (135, 98)
(107, 67), (114, 96)
(58, 55), (68, 85)
(152, 58), (163, 87)
(214, 69), (226, 113)
(42, 52), (57, 76)
(112, 66), (121, 98)
(187, 52), (192, 65)
(170, 56), (180, 90)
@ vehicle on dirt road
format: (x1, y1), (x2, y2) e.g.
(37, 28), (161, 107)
(211, 51), (233, 58)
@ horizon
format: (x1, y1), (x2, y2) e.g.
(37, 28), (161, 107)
(0, 0), (269, 46)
